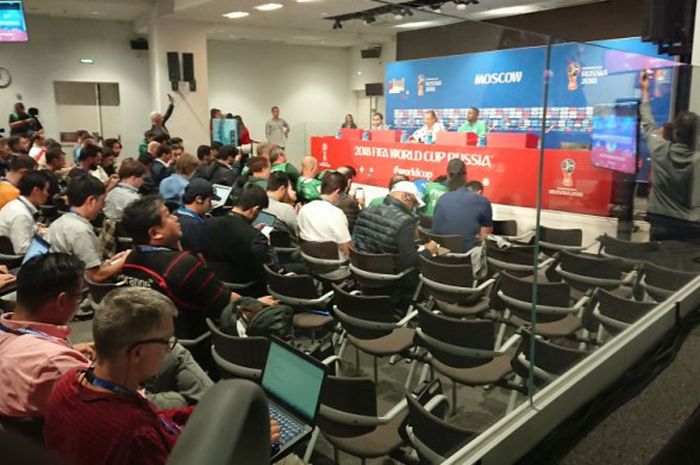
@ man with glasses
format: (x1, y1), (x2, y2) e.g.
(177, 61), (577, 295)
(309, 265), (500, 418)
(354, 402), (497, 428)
(44, 287), (189, 465)
(0, 254), (211, 421)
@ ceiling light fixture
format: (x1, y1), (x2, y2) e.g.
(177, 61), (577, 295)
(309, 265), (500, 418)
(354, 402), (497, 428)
(395, 21), (438, 28)
(255, 3), (284, 11)
(364, 14), (376, 24)
(222, 11), (249, 19)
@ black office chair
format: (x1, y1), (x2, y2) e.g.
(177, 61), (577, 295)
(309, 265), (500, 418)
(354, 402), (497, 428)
(349, 246), (416, 297)
(0, 236), (23, 269)
(597, 234), (663, 271)
(538, 225), (586, 255)
(492, 219), (518, 238)
(636, 261), (699, 302)
(299, 240), (350, 283)
(206, 318), (269, 381)
(485, 238), (555, 278)
(592, 289), (656, 339)
(555, 250), (633, 296)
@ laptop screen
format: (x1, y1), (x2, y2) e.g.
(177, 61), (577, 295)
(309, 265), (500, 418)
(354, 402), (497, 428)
(22, 236), (50, 264)
(262, 340), (326, 423)
(212, 184), (232, 206)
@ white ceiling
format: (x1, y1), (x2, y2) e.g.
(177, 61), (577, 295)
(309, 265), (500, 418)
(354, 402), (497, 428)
(23, 0), (606, 47)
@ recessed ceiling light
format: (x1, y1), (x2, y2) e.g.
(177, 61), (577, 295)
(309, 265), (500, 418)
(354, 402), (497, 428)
(395, 21), (437, 28)
(222, 11), (249, 19)
(296, 0), (320, 3)
(91, 11), (99, 15)
(255, 3), (283, 11)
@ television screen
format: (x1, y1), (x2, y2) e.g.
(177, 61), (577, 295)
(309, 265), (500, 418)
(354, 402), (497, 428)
(591, 101), (639, 174)
(0, 1), (27, 43)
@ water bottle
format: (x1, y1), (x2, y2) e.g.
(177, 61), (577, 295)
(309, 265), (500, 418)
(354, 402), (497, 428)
(362, 130), (370, 141)
(425, 133), (433, 144)
(335, 129), (341, 139)
(400, 131), (409, 143)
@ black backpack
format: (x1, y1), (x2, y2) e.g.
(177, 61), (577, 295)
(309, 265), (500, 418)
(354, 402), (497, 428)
(219, 297), (293, 339)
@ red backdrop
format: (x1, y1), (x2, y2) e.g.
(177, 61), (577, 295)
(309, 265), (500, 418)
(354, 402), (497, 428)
(310, 137), (613, 217)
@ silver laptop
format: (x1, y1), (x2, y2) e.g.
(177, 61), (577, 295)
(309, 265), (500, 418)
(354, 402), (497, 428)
(262, 337), (327, 461)
(211, 183), (233, 209)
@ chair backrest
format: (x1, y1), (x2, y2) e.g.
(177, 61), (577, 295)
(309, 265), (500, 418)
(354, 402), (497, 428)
(332, 284), (396, 340)
(167, 379), (271, 465)
(417, 305), (496, 368)
(597, 234), (661, 268)
(423, 230), (464, 253)
(405, 394), (476, 463)
(263, 264), (319, 300)
(559, 250), (626, 292)
(0, 236), (15, 255)
(269, 230), (295, 248)
(595, 289), (656, 333)
(492, 219), (518, 237)
(317, 375), (378, 437)
(299, 240), (344, 275)
(206, 318), (269, 380)
(498, 271), (571, 322)
(349, 246), (395, 274)
(511, 331), (588, 385)
(485, 239), (536, 276)
(0, 416), (44, 444)
(419, 255), (480, 304)
(539, 225), (582, 249)
(84, 274), (125, 304)
(639, 262), (699, 302)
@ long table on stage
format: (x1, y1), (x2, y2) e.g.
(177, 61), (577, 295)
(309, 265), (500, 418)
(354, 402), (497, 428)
(310, 136), (614, 217)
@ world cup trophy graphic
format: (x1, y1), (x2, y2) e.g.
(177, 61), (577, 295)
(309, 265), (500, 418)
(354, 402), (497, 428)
(417, 74), (425, 97)
(322, 143), (328, 164)
(561, 159), (575, 188)
(567, 62), (581, 91)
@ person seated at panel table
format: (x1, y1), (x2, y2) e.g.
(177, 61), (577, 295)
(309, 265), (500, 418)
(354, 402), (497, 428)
(410, 110), (445, 143)
(341, 114), (357, 129)
(432, 159), (493, 252)
(370, 112), (390, 131)
(457, 107), (488, 144)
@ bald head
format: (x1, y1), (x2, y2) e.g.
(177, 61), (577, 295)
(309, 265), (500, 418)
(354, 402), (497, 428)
(301, 156), (318, 177)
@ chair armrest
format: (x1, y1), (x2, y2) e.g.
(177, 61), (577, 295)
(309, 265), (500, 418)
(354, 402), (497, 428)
(397, 309), (418, 327)
(178, 331), (211, 346)
(476, 278), (495, 291)
(496, 333), (521, 354)
(320, 398), (408, 427)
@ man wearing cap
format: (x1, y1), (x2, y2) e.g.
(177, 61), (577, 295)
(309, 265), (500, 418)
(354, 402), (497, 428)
(432, 158), (493, 252)
(353, 181), (439, 303)
(175, 178), (220, 253)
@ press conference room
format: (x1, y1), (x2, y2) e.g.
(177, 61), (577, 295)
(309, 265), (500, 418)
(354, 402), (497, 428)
(1, 0), (700, 464)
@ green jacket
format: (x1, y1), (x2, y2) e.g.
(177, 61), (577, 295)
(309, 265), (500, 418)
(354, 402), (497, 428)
(271, 162), (301, 186)
(422, 182), (448, 216)
(297, 176), (321, 202)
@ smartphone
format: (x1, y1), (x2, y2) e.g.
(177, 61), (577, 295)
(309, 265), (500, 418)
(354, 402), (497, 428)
(254, 211), (277, 228)
(355, 187), (365, 200)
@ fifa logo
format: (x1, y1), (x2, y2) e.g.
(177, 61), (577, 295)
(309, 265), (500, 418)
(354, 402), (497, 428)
(417, 74), (425, 97)
(561, 159), (575, 187)
(322, 143), (328, 163)
(567, 62), (581, 91)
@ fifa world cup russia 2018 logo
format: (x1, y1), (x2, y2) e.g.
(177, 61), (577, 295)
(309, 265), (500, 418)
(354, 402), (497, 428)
(567, 62), (581, 91)
(561, 159), (575, 187)
(322, 143), (328, 164)
(417, 74), (425, 97)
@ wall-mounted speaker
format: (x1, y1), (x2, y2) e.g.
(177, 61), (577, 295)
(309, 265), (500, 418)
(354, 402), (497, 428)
(130, 38), (148, 50)
(182, 52), (196, 91)
(361, 46), (382, 59)
(166, 52), (180, 92)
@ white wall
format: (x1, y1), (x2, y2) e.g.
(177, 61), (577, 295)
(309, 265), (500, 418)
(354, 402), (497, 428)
(348, 40), (397, 127)
(0, 15), (150, 159)
(207, 40), (355, 165)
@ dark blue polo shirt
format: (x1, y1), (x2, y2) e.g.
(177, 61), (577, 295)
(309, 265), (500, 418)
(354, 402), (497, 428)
(432, 188), (493, 252)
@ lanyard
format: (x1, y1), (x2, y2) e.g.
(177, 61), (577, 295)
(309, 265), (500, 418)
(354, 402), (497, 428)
(138, 245), (171, 253)
(0, 322), (53, 340)
(84, 368), (181, 435)
(18, 197), (36, 218)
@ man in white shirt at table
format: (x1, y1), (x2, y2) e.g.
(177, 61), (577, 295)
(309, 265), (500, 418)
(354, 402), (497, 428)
(0, 171), (49, 254)
(411, 110), (445, 143)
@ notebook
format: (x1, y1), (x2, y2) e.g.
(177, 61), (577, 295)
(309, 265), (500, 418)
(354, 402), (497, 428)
(262, 337), (327, 461)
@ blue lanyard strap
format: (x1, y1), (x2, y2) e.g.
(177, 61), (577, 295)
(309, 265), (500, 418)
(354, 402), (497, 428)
(84, 367), (134, 397)
(0, 322), (52, 340)
(138, 245), (171, 253)
(176, 207), (203, 223)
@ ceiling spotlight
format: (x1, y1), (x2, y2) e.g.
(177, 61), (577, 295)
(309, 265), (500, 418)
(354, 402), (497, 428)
(254, 3), (283, 11)
(430, 3), (443, 12)
(403, 8), (414, 16)
(332, 19), (342, 29)
(393, 8), (404, 19)
(222, 11), (250, 19)
(364, 14), (376, 24)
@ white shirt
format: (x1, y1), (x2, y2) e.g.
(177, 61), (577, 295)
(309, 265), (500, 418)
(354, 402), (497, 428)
(412, 122), (446, 143)
(371, 123), (390, 131)
(298, 199), (351, 256)
(0, 196), (37, 254)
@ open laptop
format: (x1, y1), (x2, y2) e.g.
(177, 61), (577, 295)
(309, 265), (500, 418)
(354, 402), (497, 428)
(22, 235), (51, 264)
(262, 337), (328, 461)
(211, 184), (233, 209)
